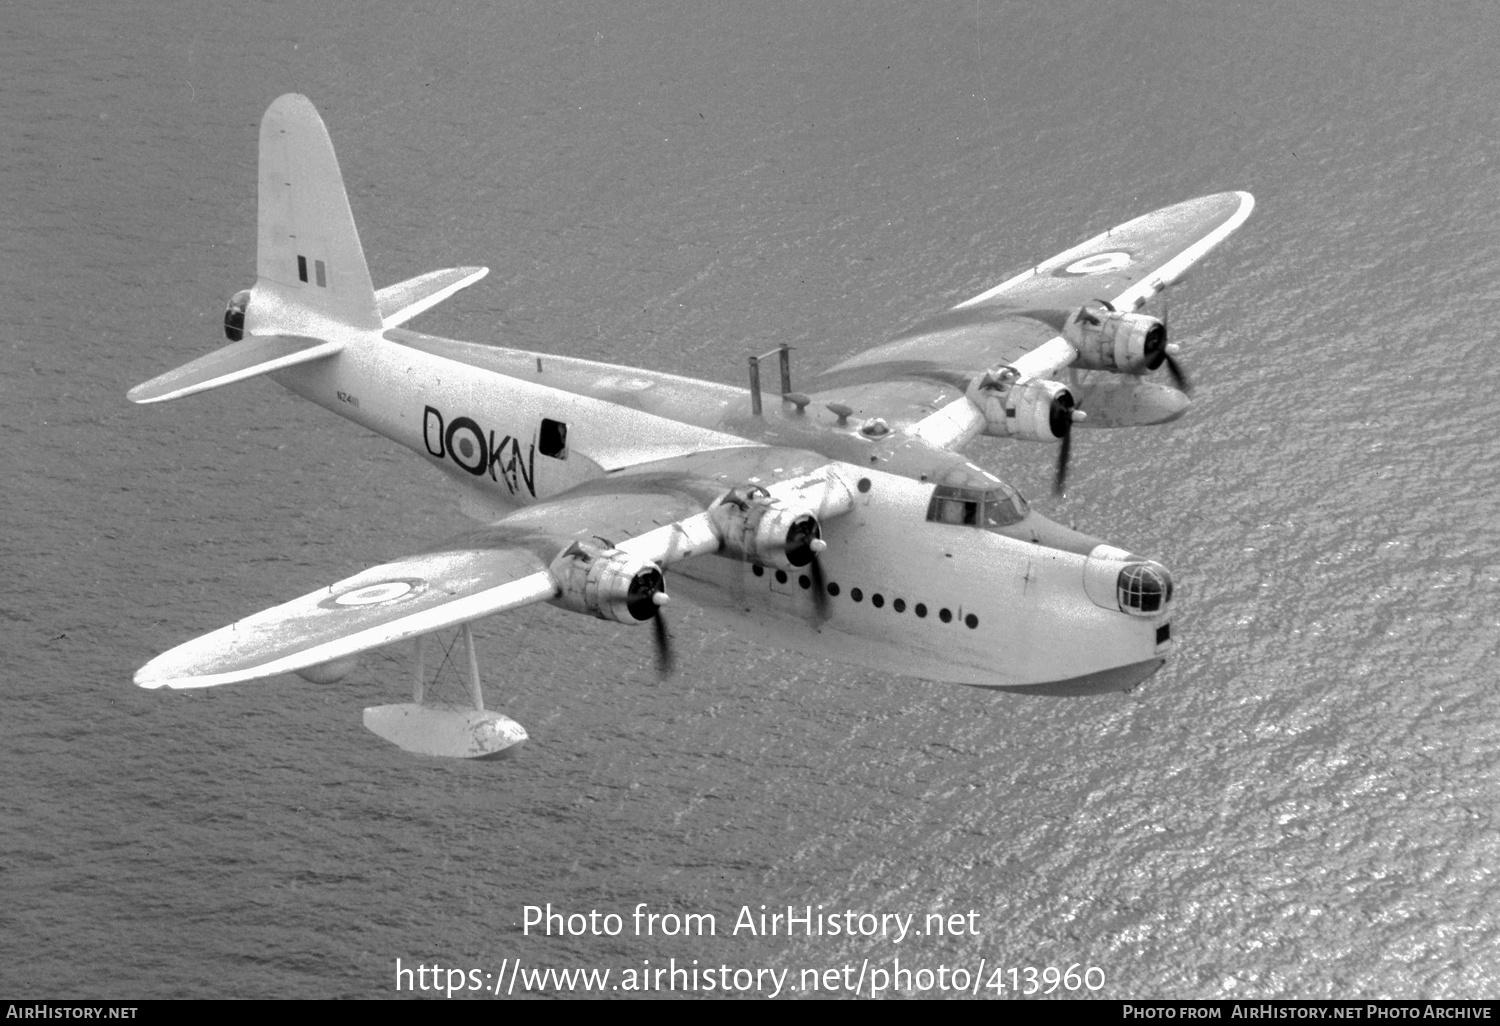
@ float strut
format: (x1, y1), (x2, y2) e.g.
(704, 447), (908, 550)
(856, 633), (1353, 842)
(462, 623), (485, 712)
(412, 634), (425, 704)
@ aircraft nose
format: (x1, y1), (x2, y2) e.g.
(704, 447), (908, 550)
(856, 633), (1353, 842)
(1117, 560), (1173, 614)
(999, 509), (1107, 556)
(1083, 545), (1174, 618)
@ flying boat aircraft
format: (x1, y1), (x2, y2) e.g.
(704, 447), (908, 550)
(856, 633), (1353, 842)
(129, 94), (1253, 759)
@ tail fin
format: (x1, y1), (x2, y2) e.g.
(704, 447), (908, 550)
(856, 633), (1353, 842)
(127, 95), (375, 405)
(249, 94), (381, 334)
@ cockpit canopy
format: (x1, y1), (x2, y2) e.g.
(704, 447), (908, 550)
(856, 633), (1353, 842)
(925, 482), (1030, 529)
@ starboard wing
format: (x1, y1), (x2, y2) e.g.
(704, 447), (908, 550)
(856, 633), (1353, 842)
(953, 191), (1254, 316)
(136, 449), (857, 689)
(817, 192), (1253, 391)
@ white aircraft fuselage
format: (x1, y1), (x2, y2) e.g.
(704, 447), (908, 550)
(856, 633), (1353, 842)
(266, 322), (1172, 695)
(129, 94), (1257, 760)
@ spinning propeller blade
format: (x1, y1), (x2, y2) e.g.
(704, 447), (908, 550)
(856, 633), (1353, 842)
(653, 605), (674, 679)
(1156, 290), (1193, 396)
(1053, 429), (1072, 498)
(785, 516), (832, 623)
(808, 548), (830, 621)
(1163, 351), (1192, 395)
(1051, 388), (1080, 498)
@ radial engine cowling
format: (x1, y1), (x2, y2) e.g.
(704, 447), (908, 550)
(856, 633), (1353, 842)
(1066, 306), (1166, 374)
(967, 371), (1077, 442)
(549, 544), (666, 624)
(710, 495), (823, 571)
(224, 289), (252, 342)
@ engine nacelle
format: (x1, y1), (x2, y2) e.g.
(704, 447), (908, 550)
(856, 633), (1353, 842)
(967, 371), (1078, 442)
(1065, 306), (1165, 374)
(710, 494), (823, 571)
(224, 289), (252, 342)
(549, 544), (666, 624)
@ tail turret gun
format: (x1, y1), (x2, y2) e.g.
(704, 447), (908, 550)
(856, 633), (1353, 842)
(223, 289), (252, 341)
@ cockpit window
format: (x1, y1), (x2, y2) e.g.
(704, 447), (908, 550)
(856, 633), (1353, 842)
(982, 482), (1029, 527)
(925, 483), (1029, 528)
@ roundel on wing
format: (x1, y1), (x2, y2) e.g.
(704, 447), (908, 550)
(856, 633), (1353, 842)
(1056, 251), (1132, 276)
(323, 578), (424, 609)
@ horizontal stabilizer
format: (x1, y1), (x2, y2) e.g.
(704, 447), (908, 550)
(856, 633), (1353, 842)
(378, 267), (489, 328)
(127, 334), (342, 404)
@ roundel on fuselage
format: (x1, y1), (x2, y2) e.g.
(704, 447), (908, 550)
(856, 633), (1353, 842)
(445, 417), (487, 475)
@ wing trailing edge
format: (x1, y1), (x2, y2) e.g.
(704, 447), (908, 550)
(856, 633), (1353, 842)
(126, 334), (343, 404)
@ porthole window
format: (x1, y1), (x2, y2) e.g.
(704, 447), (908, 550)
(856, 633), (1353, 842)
(851, 588), (864, 602)
(939, 608), (952, 623)
(893, 599), (905, 613)
(798, 575), (811, 590)
(872, 594), (884, 608)
(827, 583), (841, 597)
(775, 570), (788, 584)
(752, 564), (764, 577)
(915, 603), (927, 618)
(965, 613), (978, 629)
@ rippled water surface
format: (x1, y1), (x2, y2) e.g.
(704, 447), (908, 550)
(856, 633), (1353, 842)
(4, 0), (1498, 999)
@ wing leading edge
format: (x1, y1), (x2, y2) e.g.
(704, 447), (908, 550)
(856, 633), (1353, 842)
(136, 451), (858, 690)
(955, 191), (1255, 316)
(820, 192), (1254, 388)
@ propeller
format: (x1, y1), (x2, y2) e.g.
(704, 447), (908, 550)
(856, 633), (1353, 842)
(625, 567), (674, 679)
(1051, 388), (1079, 497)
(1152, 291), (1192, 395)
(785, 515), (831, 621)
(1097, 294), (1193, 395)
(652, 597), (674, 679)
(1054, 426), (1073, 497)
(807, 543), (830, 621)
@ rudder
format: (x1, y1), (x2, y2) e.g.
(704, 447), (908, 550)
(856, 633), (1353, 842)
(249, 94), (381, 334)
